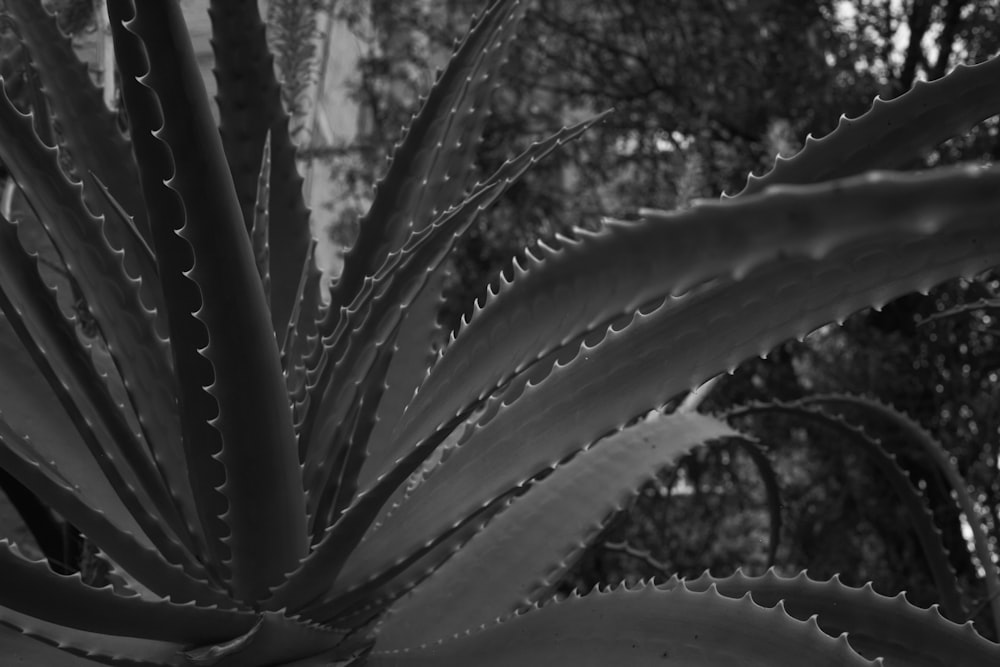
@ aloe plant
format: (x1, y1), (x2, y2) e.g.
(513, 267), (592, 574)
(0, 0), (999, 664)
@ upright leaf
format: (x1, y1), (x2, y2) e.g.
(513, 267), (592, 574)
(108, 0), (307, 602)
(302, 0), (528, 460)
(209, 0), (312, 345)
(322, 0), (527, 319)
(4, 2), (155, 271)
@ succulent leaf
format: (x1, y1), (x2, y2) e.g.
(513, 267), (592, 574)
(2, 1), (152, 246)
(0, 79), (192, 546)
(209, 0), (312, 345)
(0, 620), (183, 666)
(367, 583), (876, 666)
(301, 114), (610, 500)
(736, 54), (1000, 197)
(265, 416), (467, 614)
(682, 569), (1000, 665)
(0, 1), (996, 664)
(0, 541), (256, 645)
(375, 412), (736, 647)
(0, 312), (144, 547)
(355, 166), (1000, 584)
(297, 182), (506, 521)
(0, 413), (233, 608)
(181, 613), (347, 667)
(356, 112), (613, 489)
(0, 214), (204, 578)
(395, 166), (1000, 455)
(252, 131), (273, 308)
(108, 0), (307, 602)
(282, 238), (324, 409)
(323, 0), (526, 325)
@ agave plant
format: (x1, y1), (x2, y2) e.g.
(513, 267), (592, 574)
(0, 0), (999, 664)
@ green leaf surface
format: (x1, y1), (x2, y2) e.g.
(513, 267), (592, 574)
(297, 182), (505, 520)
(265, 415), (466, 614)
(4, 1), (152, 244)
(393, 165), (1000, 465)
(209, 0), (312, 345)
(306, 341), (397, 536)
(297, 7), (544, 454)
(0, 622), (175, 666)
(282, 239), (324, 412)
(0, 414), (234, 609)
(252, 132), (273, 308)
(300, 115), (609, 505)
(735, 54), (1000, 197)
(367, 583), (875, 666)
(0, 82), (191, 549)
(375, 412), (736, 648)
(354, 112), (612, 490)
(317, 0), (525, 356)
(111, 0), (308, 601)
(682, 569), (1000, 665)
(0, 541), (256, 645)
(182, 613), (346, 667)
(0, 215), (205, 579)
(0, 312), (144, 548)
(312, 486), (516, 627)
(351, 166), (1000, 584)
(107, 0), (232, 587)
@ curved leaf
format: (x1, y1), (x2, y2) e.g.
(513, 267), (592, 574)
(375, 412), (735, 647)
(297, 182), (505, 523)
(107, 0), (231, 587)
(321, 0), (527, 327)
(265, 416), (466, 614)
(110, 0), (308, 601)
(181, 613), (346, 667)
(251, 131), (272, 307)
(0, 414), (234, 609)
(682, 569), (1000, 665)
(0, 621), (174, 666)
(0, 313), (144, 549)
(0, 215), (206, 579)
(354, 112), (613, 490)
(367, 583), (875, 665)
(802, 394), (1000, 633)
(4, 1), (152, 243)
(734, 54), (1000, 197)
(349, 166), (1000, 582)
(393, 165), (1000, 461)
(0, 83), (191, 552)
(298, 115), (612, 521)
(0, 541), (256, 645)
